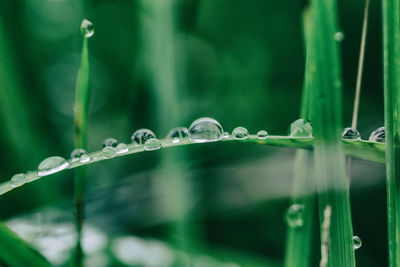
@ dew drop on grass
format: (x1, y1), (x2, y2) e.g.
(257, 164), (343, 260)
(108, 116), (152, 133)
(80, 19), (94, 38)
(285, 204), (304, 228)
(10, 173), (27, 188)
(116, 143), (129, 154)
(289, 119), (313, 137)
(70, 148), (87, 162)
(232, 127), (249, 139)
(144, 138), (161, 151)
(166, 127), (189, 143)
(102, 138), (118, 148)
(223, 132), (230, 139)
(368, 126), (385, 143)
(131, 129), (156, 145)
(334, 31), (345, 42)
(257, 130), (268, 139)
(342, 127), (361, 140)
(102, 147), (116, 159)
(80, 153), (90, 163)
(38, 156), (70, 176)
(188, 117), (223, 143)
(353, 236), (362, 250)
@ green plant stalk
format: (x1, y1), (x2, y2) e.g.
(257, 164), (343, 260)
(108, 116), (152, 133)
(382, 0), (400, 265)
(309, 0), (355, 266)
(73, 36), (90, 267)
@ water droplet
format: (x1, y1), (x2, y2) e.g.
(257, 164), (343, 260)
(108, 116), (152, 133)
(144, 138), (161, 151)
(38, 156), (70, 176)
(342, 127), (361, 140)
(334, 31), (345, 42)
(166, 127), (189, 144)
(131, 129), (156, 145)
(102, 147), (116, 159)
(70, 148), (87, 162)
(223, 132), (230, 139)
(80, 153), (90, 163)
(80, 19), (94, 38)
(285, 204), (304, 228)
(257, 130), (268, 139)
(368, 126), (385, 143)
(353, 236), (362, 250)
(102, 138), (118, 148)
(232, 127), (249, 139)
(116, 143), (129, 154)
(10, 173), (27, 188)
(188, 117), (223, 143)
(289, 119), (313, 137)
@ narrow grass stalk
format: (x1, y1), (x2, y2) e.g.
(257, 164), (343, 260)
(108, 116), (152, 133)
(73, 24), (91, 266)
(309, 0), (355, 266)
(382, 0), (400, 265)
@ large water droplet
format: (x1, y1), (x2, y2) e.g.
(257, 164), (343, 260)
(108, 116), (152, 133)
(342, 127), (361, 140)
(70, 148), (87, 162)
(38, 156), (70, 176)
(334, 31), (345, 42)
(289, 119), (313, 137)
(102, 138), (118, 148)
(131, 129), (156, 145)
(80, 19), (94, 38)
(257, 130), (268, 139)
(232, 127), (249, 139)
(102, 147), (116, 159)
(368, 126), (385, 143)
(144, 139), (161, 151)
(80, 153), (90, 163)
(353, 236), (362, 250)
(10, 173), (27, 188)
(285, 204), (304, 228)
(116, 143), (129, 154)
(188, 117), (223, 143)
(166, 127), (189, 143)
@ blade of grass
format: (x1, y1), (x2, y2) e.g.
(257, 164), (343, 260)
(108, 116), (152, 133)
(309, 0), (355, 266)
(0, 222), (51, 267)
(382, 0), (400, 265)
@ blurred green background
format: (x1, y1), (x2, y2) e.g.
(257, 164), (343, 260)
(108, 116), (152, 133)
(0, 0), (387, 266)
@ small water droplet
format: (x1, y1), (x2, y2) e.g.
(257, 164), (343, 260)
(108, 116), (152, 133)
(188, 117), (223, 143)
(144, 138), (161, 151)
(353, 236), (362, 250)
(232, 127), (249, 139)
(334, 31), (345, 42)
(289, 119), (313, 137)
(257, 130), (268, 139)
(102, 138), (118, 148)
(80, 19), (94, 38)
(80, 153), (90, 163)
(166, 127), (189, 144)
(116, 143), (129, 154)
(223, 132), (230, 139)
(342, 127), (361, 140)
(70, 148), (87, 162)
(285, 204), (304, 228)
(131, 129), (156, 145)
(38, 156), (70, 176)
(10, 173), (27, 188)
(102, 147), (116, 159)
(368, 126), (385, 143)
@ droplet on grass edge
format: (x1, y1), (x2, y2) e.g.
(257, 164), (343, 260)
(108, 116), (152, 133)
(144, 139), (161, 151)
(131, 129), (156, 145)
(38, 156), (70, 177)
(188, 117), (223, 143)
(289, 119), (313, 138)
(80, 19), (94, 38)
(232, 127), (249, 140)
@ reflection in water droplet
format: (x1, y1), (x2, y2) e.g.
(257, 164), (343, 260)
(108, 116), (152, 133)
(38, 156), (70, 176)
(10, 173), (27, 188)
(188, 117), (223, 143)
(353, 236), (362, 250)
(289, 119), (313, 137)
(80, 19), (94, 38)
(144, 139), (161, 151)
(232, 127), (249, 139)
(116, 143), (129, 154)
(166, 127), (188, 144)
(257, 130), (268, 139)
(80, 154), (90, 163)
(70, 148), (87, 162)
(223, 132), (230, 139)
(102, 147), (116, 159)
(334, 31), (345, 42)
(102, 138), (118, 148)
(368, 126), (385, 143)
(342, 127), (361, 140)
(131, 129), (156, 145)
(285, 204), (304, 228)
